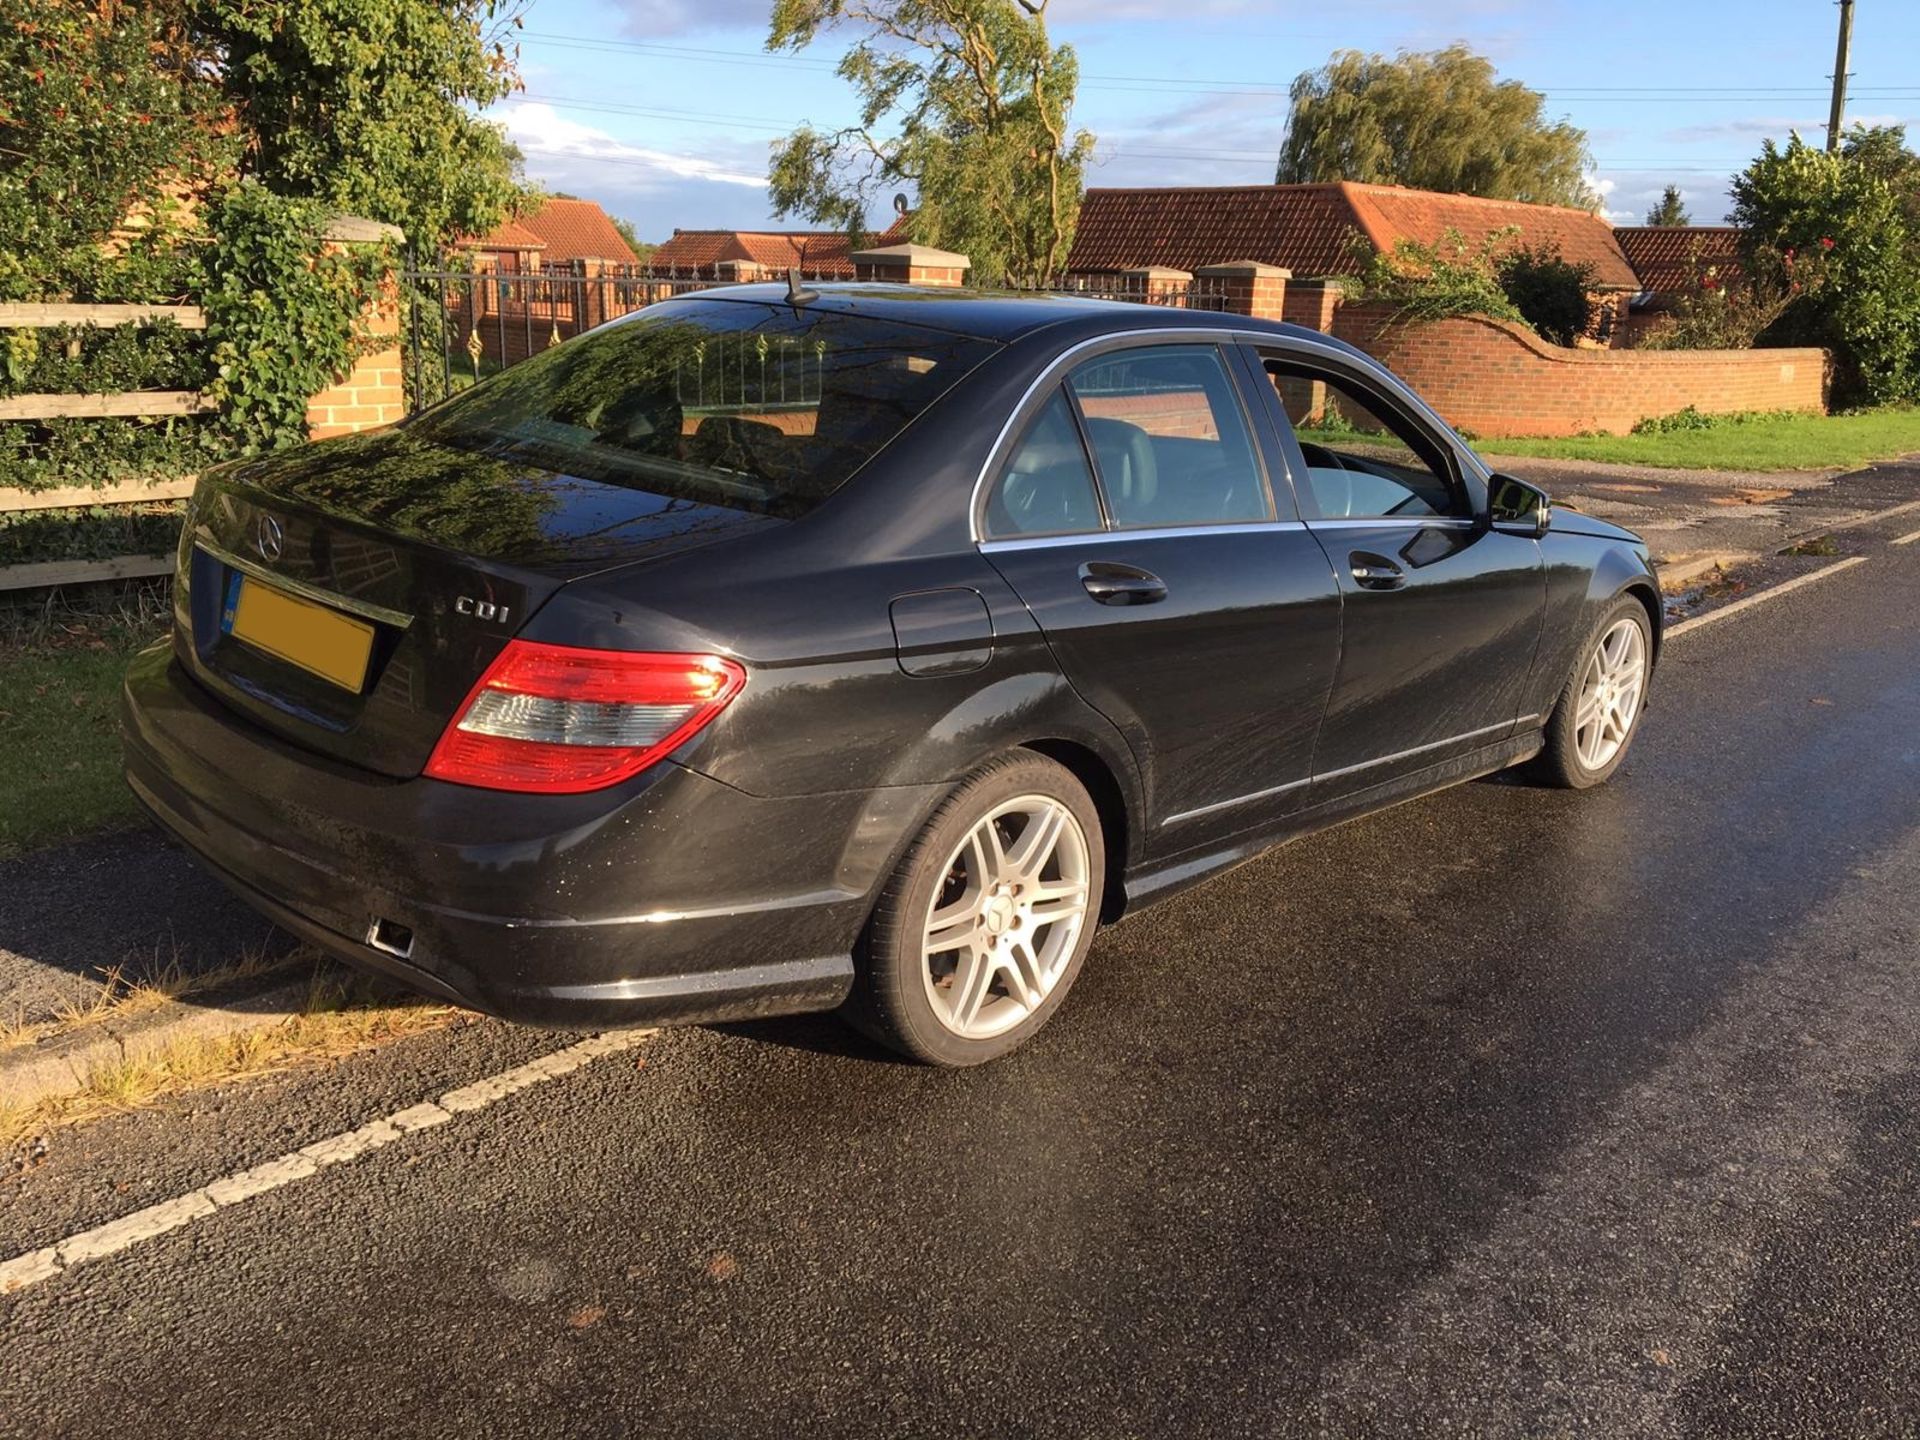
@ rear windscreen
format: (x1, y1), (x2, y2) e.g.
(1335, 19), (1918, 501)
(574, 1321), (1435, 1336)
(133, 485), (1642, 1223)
(409, 298), (998, 518)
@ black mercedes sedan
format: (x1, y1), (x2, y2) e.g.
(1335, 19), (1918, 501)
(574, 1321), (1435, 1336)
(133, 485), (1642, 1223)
(122, 285), (1659, 1065)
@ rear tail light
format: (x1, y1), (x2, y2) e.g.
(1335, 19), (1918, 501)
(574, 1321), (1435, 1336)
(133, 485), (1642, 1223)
(425, 641), (746, 793)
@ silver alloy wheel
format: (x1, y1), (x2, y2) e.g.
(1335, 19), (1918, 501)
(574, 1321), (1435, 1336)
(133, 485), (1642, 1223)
(920, 794), (1092, 1040)
(1574, 616), (1647, 771)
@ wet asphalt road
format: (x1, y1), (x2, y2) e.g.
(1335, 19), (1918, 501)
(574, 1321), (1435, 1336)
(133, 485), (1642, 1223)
(5, 525), (1920, 1437)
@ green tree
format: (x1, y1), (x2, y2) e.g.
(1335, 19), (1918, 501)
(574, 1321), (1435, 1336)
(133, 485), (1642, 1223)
(1840, 123), (1920, 231)
(1497, 244), (1595, 345)
(1731, 132), (1920, 402)
(766, 0), (1094, 287)
(1645, 185), (1691, 226)
(0, 3), (230, 302)
(1275, 46), (1596, 209)
(199, 0), (529, 255)
(610, 216), (656, 262)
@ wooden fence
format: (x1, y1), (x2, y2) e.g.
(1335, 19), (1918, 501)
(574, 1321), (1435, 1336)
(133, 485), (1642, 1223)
(0, 302), (208, 593)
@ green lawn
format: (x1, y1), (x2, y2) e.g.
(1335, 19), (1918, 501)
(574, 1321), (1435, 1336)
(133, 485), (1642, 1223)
(0, 606), (166, 858)
(1473, 406), (1920, 472)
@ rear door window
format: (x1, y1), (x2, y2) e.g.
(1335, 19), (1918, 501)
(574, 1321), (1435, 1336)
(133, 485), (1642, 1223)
(410, 299), (998, 518)
(1067, 345), (1271, 529)
(985, 389), (1104, 537)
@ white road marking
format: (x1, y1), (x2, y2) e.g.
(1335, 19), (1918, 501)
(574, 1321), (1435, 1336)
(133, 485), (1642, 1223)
(1665, 555), (1867, 640)
(1891, 526), (1920, 546)
(0, 1029), (651, 1298)
(1799, 494), (1920, 538)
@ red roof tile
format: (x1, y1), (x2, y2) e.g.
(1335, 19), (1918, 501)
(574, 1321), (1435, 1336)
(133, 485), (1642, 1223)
(1069, 182), (1641, 290)
(1613, 226), (1743, 296)
(514, 198), (638, 263)
(475, 219), (546, 250)
(1069, 184), (1364, 278)
(649, 214), (913, 277)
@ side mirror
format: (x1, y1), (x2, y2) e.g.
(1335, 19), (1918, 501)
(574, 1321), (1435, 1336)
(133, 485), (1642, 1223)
(1488, 473), (1552, 537)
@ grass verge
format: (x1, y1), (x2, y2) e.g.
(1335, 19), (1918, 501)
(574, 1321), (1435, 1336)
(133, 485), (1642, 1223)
(0, 935), (296, 1055)
(0, 582), (170, 858)
(1474, 405), (1920, 472)
(0, 958), (461, 1148)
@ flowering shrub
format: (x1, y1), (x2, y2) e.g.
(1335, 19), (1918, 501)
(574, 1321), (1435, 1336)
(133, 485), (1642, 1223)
(1638, 238), (1794, 352)
(1731, 132), (1920, 403)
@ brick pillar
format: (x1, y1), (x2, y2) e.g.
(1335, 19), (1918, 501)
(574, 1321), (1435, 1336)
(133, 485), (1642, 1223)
(850, 243), (971, 287)
(714, 259), (767, 286)
(306, 216), (406, 442)
(1280, 278), (1343, 333)
(1275, 279), (1343, 421)
(1194, 261), (1290, 321)
(573, 257), (611, 331)
(1124, 265), (1193, 308)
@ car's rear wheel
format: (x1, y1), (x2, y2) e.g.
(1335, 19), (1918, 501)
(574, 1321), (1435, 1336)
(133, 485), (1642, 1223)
(849, 752), (1105, 1066)
(1531, 595), (1652, 788)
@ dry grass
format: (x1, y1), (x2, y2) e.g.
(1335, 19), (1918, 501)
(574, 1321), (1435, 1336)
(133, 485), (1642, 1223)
(0, 934), (297, 1054)
(0, 961), (462, 1147)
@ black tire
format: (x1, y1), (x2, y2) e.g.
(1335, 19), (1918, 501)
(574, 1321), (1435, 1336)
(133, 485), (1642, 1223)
(1529, 594), (1653, 789)
(846, 751), (1106, 1067)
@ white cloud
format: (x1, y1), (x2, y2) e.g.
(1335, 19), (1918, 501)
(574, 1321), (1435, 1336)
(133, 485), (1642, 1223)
(502, 103), (768, 190)
(1594, 172), (1736, 226)
(1664, 116), (1826, 145)
(1669, 111), (1917, 145)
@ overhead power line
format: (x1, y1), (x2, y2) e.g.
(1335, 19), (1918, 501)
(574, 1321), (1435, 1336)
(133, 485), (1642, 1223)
(518, 30), (1919, 102)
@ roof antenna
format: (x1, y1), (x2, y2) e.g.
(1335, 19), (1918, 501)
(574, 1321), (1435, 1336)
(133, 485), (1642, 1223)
(786, 265), (818, 307)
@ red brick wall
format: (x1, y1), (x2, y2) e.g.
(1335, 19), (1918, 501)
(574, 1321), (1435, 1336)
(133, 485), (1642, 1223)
(1329, 303), (1827, 437)
(307, 271), (405, 441)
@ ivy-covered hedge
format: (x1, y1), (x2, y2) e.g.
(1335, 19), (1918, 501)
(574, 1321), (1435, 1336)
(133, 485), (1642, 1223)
(0, 190), (388, 507)
(0, 318), (223, 495)
(0, 503), (186, 567)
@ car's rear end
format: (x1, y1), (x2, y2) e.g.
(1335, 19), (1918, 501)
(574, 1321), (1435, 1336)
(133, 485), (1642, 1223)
(121, 293), (997, 1026)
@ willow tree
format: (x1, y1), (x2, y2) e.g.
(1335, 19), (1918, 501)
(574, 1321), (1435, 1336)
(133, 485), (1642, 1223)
(1275, 46), (1596, 210)
(766, 0), (1093, 287)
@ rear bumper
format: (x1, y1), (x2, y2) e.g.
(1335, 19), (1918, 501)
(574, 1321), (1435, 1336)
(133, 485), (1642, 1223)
(120, 642), (938, 1028)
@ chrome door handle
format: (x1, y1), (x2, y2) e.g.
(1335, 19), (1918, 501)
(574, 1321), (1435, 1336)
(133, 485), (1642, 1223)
(1079, 561), (1168, 606)
(1349, 552), (1406, 591)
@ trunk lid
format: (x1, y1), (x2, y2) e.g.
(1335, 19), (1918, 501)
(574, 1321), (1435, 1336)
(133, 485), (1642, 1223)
(174, 427), (779, 778)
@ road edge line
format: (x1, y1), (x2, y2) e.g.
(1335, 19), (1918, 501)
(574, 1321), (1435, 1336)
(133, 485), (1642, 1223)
(0, 1029), (652, 1298)
(1665, 556), (1868, 641)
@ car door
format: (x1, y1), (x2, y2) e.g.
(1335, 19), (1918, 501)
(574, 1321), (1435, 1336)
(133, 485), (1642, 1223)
(978, 338), (1342, 842)
(1244, 341), (1547, 791)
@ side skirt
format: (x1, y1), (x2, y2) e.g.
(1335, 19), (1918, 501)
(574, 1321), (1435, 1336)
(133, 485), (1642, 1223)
(1114, 731), (1545, 917)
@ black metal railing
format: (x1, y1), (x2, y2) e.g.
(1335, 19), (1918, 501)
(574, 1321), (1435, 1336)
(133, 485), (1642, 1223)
(1033, 274), (1237, 313)
(400, 262), (850, 412)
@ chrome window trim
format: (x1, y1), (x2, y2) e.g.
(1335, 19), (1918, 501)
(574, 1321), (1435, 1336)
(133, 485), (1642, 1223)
(194, 536), (414, 629)
(1303, 516), (1479, 531)
(980, 519), (1308, 554)
(1161, 718), (1520, 827)
(970, 324), (1368, 546)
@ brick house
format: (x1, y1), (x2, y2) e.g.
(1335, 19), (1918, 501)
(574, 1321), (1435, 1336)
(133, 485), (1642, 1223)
(1067, 182), (1643, 346)
(469, 197), (639, 272)
(648, 215), (912, 279)
(1613, 225), (1745, 342)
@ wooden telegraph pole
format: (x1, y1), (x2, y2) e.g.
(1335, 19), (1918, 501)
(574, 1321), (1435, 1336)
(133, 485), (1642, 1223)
(1826, 0), (1855, 153)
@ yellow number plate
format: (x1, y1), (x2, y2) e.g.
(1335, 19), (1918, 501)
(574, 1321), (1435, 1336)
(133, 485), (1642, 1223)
(227, 576), (375, 692)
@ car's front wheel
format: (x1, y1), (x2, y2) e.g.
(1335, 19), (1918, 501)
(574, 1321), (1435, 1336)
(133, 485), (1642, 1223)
(1531, 595), (1653, 788)
(849, 752), (1105, 1066)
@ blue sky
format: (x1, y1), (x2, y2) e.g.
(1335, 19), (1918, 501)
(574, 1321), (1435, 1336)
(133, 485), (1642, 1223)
(489, 0), (1920, 241)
